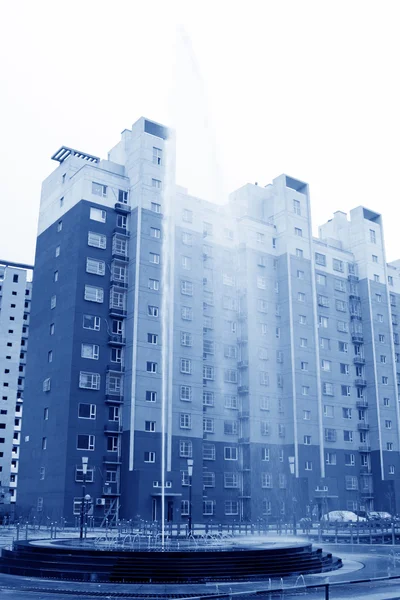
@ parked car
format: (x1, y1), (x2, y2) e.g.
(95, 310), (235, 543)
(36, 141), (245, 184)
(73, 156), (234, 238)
(321, 510), (367, 523)
(368, 511), (393, 522)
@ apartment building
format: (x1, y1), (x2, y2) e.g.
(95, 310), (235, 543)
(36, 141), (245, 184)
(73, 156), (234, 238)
(17, 117), (400, 524)
(0, 260), (32, 513)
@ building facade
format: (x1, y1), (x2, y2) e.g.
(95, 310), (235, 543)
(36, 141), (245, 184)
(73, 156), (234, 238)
(0, 260), (32, 513)
(17, 117), (400, 525)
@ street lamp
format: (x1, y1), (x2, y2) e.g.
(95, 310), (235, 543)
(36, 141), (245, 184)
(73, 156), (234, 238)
(288, 456), (297, 536)
(79, 456), (88, 540)
(187, 458), (194, 536)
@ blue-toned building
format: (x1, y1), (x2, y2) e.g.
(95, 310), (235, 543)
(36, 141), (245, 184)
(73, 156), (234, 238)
(17, 117), (400, 525)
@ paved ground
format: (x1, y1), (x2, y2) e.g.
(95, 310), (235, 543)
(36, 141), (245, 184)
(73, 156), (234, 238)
(3, 530), (400, 598)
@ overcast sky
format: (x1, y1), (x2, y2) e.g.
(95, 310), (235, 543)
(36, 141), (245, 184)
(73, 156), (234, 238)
(1, 0), (399, 265)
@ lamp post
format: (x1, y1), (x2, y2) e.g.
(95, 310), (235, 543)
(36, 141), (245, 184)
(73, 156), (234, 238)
(288, 456), (297, 536)
(187, 458), (194, 536)
(79, 456), (88, 540)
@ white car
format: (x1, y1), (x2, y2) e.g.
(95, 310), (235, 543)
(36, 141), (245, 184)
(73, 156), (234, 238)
(321, 510), (367, 522)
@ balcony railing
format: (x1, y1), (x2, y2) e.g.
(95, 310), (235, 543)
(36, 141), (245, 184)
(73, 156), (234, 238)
(238, 386), (249, 395)
(355, 378), (367, 387)
(356, 399), (368, 408)
(351, 333), (364, 343)
(359, 445), (371, 452)
(104, 423), (123, 434)
(114, 202), (131, 213)
(357, 422), (370, 431)
(103, 454), (122, 464)
(237, 360), (249, 369)
(353, 356), (366, 365)
(108, 334), (126, 346)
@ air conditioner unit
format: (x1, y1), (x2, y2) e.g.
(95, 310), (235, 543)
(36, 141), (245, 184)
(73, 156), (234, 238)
(96, 498), (105, 506)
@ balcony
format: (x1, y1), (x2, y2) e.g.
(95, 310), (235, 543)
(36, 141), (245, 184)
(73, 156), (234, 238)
(357, 422), (370, 431)
(361, 490), (374, 498)
(360, 466), (371, 474)
(355, 378), (367, 387)
(356, 399), (369, 408)
(108, 334), (126, 346)
(107, 363), (124, 373)
(348, 274), (359, 283)
(103, 454), (122, 464)
(353, 356), (366, 366)
(238, 386), (249, 395)
(109, 306), (127, 318)
(105, 394), (124, 404)
(350, 313), (362, 321)
(113, 226), (130, 237)
(351, 333), (364, 343)
(349, 293), (361, 302)
(239, 411), (250, 419)
(102, 485), (120, 496)
(104, 423), (123, 434)
(359, 445), (371, 452)
(237, 337), (248, 345)
(238, 437), (250, 444)
(114, 202), (131, 213)
(238, 312), (247, 322)
(237, 360), (249, 369)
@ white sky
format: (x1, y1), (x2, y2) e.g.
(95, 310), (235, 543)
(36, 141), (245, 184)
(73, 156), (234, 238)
(1, 0), (399, 264)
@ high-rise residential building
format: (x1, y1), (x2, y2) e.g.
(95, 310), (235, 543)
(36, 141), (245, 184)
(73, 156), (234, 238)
(0, 260), (32, 513)
(17, 117), (400, 525)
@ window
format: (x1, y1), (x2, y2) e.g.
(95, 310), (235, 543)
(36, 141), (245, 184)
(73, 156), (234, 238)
(147, 333), (158, 345)
(261, 421), (270, 436)
(334, 278), (346, 292)
(304, 435), (311, 445)
(180, 385), (192, 401)
(382, 376), (388, 385)
(372, 255), (378, 263)
(303, 410), (311, 420)
(77, 434), (95, 451)
(88, 231), (106, 249)
(180, 414), (192, 429)
(325, 428), (336, 442)
(182, 208), (193, 223)
(374, 274), (380, 283)
(143, 420), (156, 433)
(202, 391), (214, 406)
(336, 300), (347, 312)
(323, 382), (334, 396)
(148, 305), (159, 318)
(146, 391), (157, 403)
(181, 280), (193, 296)
(379, 334), (385, 343)
(341, 386), (351, 397)
(148, 278), (160, 291)
(296, 248), (303, 258)
(224, 420), (238, 435)
(376, 293), (382, 302)
(44, 408), (49, 420)
(318, 295), (329, 307)
(300, 337), (308, 348)
(301, 361), (308, 371)
(342, 408), (352, 420)
(377, 313), (384, 323)
(319, 316), (328, 328)
(369, 229), (376, 243)
(144, 451), (156, 463)
(293, 199), (301, 214)
(257, 276), (266, 289)
(320, 337), (330, 350)
(43, 378), (51, 392)
(81, 343), (99, 360)
(182, 231), (192, 246)
(304, 461), (312, 471)
(203, 500), (214, 516)
(345, 476), (358, 490)
(57, 220), (63, 232)
(224, 445), (238, 461)
(79, 372), (100, 390)
(295, 227), (302, 237)
(149, 252), (160, 265)
(151, 178), (162, 189)
(92, 182), (107, 197)
(179, 358), (191, 374)
(333, 259), (344, 272)
(388, 276), (394, 286)
(316, 273), (326, 286)
(315, 252), (326, 266)
(86, 258), (105, 276)
(78, 403), (96, 419)
(380, 355), (386, 363)
(383, 397), (390, 406)
(90, 207), (106, 223)
(84, 285), (104, 303)
(151, 202), (161, 213)
(261, 473), (272, 488)
(387, 442), (393, 451)
(297, 270), (304, 280)
(343, 430), (353, 442)
(116, 214), (128, 229)
(50, 295), (56, 309)
(338, 341), (348, 353)
(389, 465), (395, 475)
(299, 315), (307, 325)
(82, 315), (100, 331)
(203, 443), (215, 460)
(260, 372), (269, 386)
(54, 270), (59, 282)
(321, 359), (331, 371)
(42, 437), (47, 450)
(385, 420), (392, 429)
(146, 362), (157, 373)
(324, 405), (334, 418)
(181, 255), (191, 270)
(224, 472), (240, 488)
(150, 227), (161, 239)
(298, 292), (305, 302)
(302, 386), (309, 396)
(325, 452), (336, 465)
(55, 245), (60, 257)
